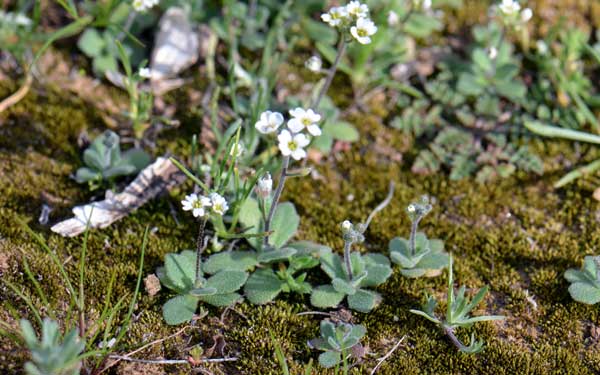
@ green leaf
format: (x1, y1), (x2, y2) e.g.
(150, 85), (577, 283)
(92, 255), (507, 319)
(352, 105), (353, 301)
(204, 270), (248, 294)
(163, 295), (198, 325)
(203, 251), (259, 274)
(121, 148), (151, 170)
(75, 167), (100, 183)
(568, 282), (600, 304)
(325, 121), (359, 142)
(347, 289), (381, 313)
(244, 269), (284, 304)
(318, 350), (341, 368)
(457, 73), (484, 96)
(310, 285), (345, 309)
(257, 247), (297, 263)
(189, 287), (217, 297)
(163, 250), (196, 293)
(77, 28), (105, 57)
(332, 278), (356, 295)
(92, 53), (118, 75)
(199, 292), (242, 307)
(239, 198), (263, 250)
(472, 48), (492, 72)
(269, 202), (299, 249)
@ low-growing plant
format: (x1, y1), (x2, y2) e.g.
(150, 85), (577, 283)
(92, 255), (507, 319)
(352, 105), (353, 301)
(389, 195), (449, 277)
(75, 130), (151, 190)
(20, 318), (85, 375)
(308, 319), (366, 370)
(410, 257), (504, 353)
(310, 184), (394, 313)
(564, 255), (600, 305)
(157, 249), (248, 325)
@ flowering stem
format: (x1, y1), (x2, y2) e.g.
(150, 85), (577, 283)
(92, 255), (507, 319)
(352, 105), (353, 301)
(311, 36), (347, 109)
(409, 216), (422, 257)
(343, 239), (354, 281)
(195, 218), (208, 286)
(263, 156), (290, 249)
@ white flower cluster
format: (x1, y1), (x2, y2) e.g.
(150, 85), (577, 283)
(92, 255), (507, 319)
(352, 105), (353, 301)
(0, 10), (31, 27)
(412, 0), (432, 11)
(321, 1), (378, 45)
(132, 0), (159, 12)
(181, 192), (228, 218)
(254, 108), (322, 160)
(493, 0), (532, 26)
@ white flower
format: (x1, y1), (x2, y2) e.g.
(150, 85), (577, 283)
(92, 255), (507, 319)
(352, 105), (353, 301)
(321, 6), (349, 27)
(133, 0), (159, 11)
(99, 338), (116, 349)
(287, 108), (322, 136)
(209, 193), (229, 216)
(278, 130), (310, 160)
(181, 193), (211, 218)
(256, 173), (273, 198)
(407, 204), (416, 213)
(341, 220), (353, 232)
(350, 17), (377, 45)
(520, 7), (533, 22)
(498, 0), (521, 16)
(489, 47), (498, 59)
(346, 1), (369, 19)
(138, 67), (152, 79)
(230, 141), (244, 158)
(255, 111), (284, 134)
(387, 10), (399, 26)
(536, 40), (548, 54)
(413, 0), (432, 10)
(305, 56), (323, 73)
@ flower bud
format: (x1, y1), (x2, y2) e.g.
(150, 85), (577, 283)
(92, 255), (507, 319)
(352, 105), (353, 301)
(256, 173), (273, 198)
(305, 55), (323, 73)
(341, 220), (353, 233)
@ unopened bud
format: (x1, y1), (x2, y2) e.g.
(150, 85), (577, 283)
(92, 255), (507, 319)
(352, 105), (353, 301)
(256, 173), (273, 198)
(305, 56), (322, 73)
(341, 220), (353, 233)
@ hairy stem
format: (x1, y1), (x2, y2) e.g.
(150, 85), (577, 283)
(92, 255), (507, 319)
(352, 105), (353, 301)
(343, 240), (354, 281)
(442, 325), (469, 352)
(409, 216), (422, 257)
(195, 218), (208, 286)
(263, 156), (290, 249)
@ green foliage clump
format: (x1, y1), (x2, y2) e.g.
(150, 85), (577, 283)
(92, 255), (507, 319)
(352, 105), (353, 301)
(564, 255), (600, 305)
(389, 196), (449, 277)
(410, 257), (504, 354)
(20, 318), (85, 375)
(75, 130), (150, 189)
(308, 319), (366, 369)
(157, 250), (248, 325)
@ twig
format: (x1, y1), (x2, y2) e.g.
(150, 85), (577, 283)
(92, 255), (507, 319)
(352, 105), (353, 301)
(369, 336), (406, 375)
(98, 326), (190, 373)
(364, 181), (396, 230)
(296, 311), (332, 317)
(263, 155), (290, 248)
(106, 355), (238, 365)
(0, 73), (32, 114)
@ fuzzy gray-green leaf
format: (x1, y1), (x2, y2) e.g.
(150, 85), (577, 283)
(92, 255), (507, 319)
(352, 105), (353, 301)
(162, 294), (198, 325)
(244, 269), (284, 304)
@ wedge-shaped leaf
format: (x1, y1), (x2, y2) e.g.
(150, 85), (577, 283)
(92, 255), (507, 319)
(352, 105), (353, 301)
(320, 319), (336, 339)
(287, 241), (332, 258)
(349, 252), (366, 278)
(564, 269), (591, 284)
(239, 198), (262, 250)
(568, 282), (600, 305)
(122, 148), (151, 170)
(347, 289), (381, 313)
(269, 202), (299, 249)
(319, 252), (346, 280)
(429, 239), (444, 253)
(75, 167), (101, 183)
(199, 292), (242, 307)
(257, 247), (297, 263)
(163, 294), (198, 325)
(318, 350), (341, 368)
(203, 251), (259, 274)
(204, 270), (248, 294)
(362, 254), (392, 287)
(189, 287), (217, 297)
(103, 164), (137, 179)
(163, 250), (196, 292)
(391, 250), (428, 269)
(409, 309), (441, 324)
(400, 267), (427, 278)
(308, 337), (331, 351)
(332, 278), (356, 295)
(417, 252), (450, 271)
(244, 269), (284, 304)
(311, 285), (345, 308)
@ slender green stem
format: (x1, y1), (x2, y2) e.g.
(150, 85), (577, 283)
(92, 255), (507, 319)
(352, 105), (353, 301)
(195, 218), (208, 286)
(442, 325), (466, 351)
(263, 156), (289, 249)
(311, 37), (347, 109)
(342, 346), (349, 375)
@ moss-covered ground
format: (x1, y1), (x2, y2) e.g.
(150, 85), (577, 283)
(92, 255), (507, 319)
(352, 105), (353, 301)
(2, 3), (600, 372)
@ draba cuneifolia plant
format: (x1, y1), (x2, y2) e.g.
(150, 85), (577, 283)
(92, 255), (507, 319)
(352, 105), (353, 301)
(75, 130), (151, 190)
(564, 255), (600, 305)
(308, 319), (366, 370)
(158, 193), (249, 325)
(410, 257), (505, 354)
(310, 184), (395, 313)
(19, 318), (85, 375)
(389, 195), (449, 277)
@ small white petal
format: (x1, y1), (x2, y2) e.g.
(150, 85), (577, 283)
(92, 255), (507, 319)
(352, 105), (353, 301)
(307, 124), (322, 137)
(287, 118), (305, 133)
